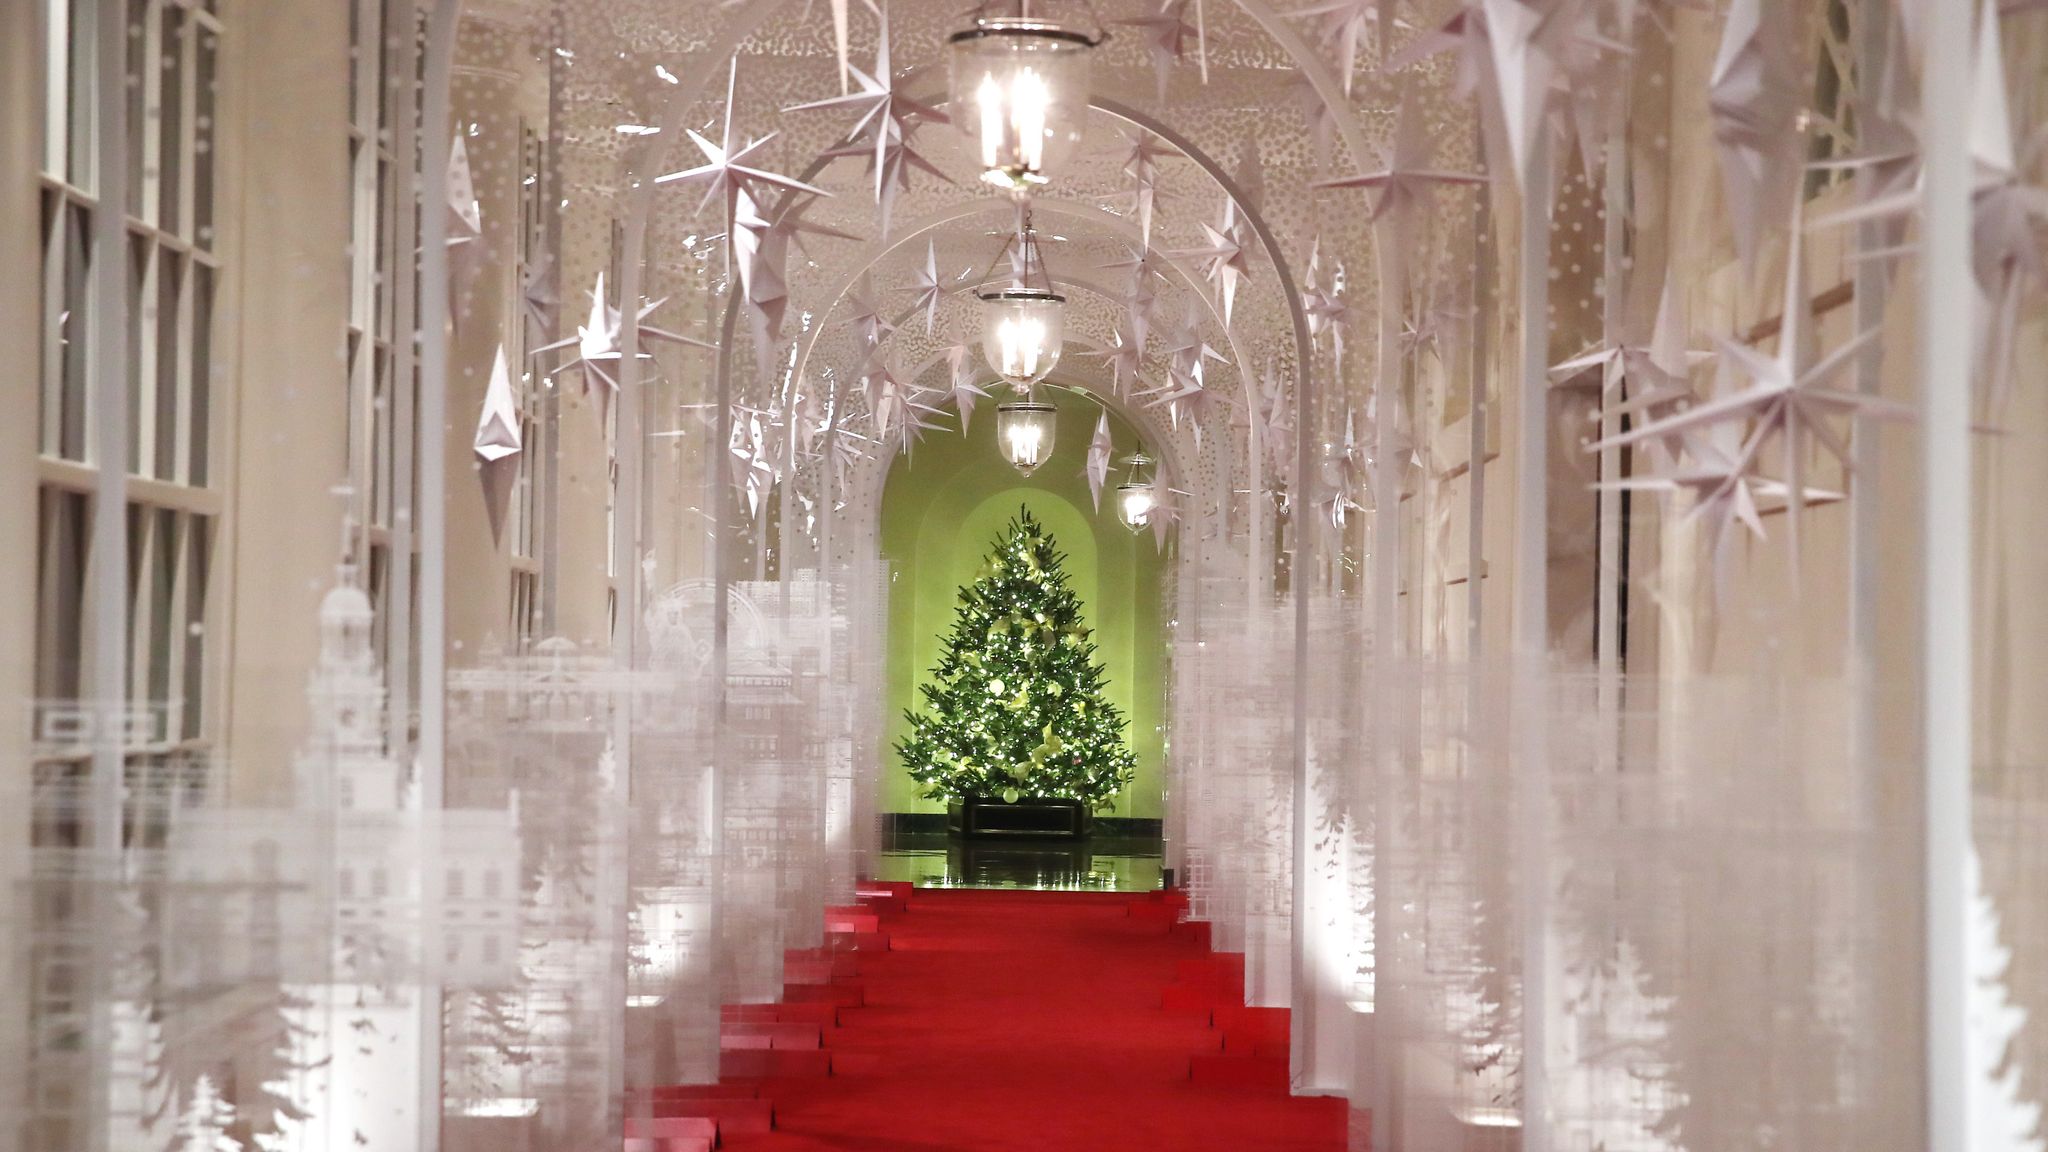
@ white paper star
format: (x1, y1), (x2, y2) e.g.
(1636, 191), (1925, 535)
(1085, 410), (1115, 511)
(1116, 0), (1207, 103)
(656, 57), (833, 271)
(473, 345), (522, 465)
(1314, 85), (1486, 222)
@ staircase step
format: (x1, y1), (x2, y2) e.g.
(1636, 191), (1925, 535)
(824, 907), (881, 933)
(721, 1047), (833, 1079)
(1189, 1053), (1290, 1091)
(644, 1083), (760, 1102)
(622, 1116), (718, 1144)
(722, 1021), (824, 1049)
(826, 930), (890, 952)
(723, 1001), (839, 1028)
(641, 1097), (774, 1134)
(784, 981), (864, 1007)
(623, 1135), (711, 1152)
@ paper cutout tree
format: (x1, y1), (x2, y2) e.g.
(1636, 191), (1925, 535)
(897, 508), (1136, 811)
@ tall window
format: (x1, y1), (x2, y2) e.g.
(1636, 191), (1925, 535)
(34, 0), (224, 1145)
(509, 123), (547, 649)
(36, 0), (222, 773)
(348, 0), (423, 726)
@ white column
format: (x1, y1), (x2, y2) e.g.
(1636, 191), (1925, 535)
(1918, 4), (1973, 1150)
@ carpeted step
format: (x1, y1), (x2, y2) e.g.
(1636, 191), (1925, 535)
(783, 955), (858, 984)
(1172, 919), (1215, 947)
(783, 981), (864, 1006)
(857, 879), (914, 900)
(824, 907), (880, 933)
(1215, 1005), (1291, 1057)
(644, 1082), (760, 1102)
(1189, 1052), (1291, 1091)
(623, 1135), (710, 1152)
(1161, 984), (1217, 1020)
(622, 1115), (718, 1147)
(723, 1001), (839, 1028)
(639, 1097), (774, 1135)
(825, 929), (890, 952)
(722, 1021), (824, 1050)
(720, 1047), (833, 1079)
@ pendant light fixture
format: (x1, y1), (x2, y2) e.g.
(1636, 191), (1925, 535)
(995, 392), (1059, 475)
(977, 214), (1065, 388)
(979, 211), (1065, 476)
(1114, 452), (1157, 531)
(949, 2), (1105, 195)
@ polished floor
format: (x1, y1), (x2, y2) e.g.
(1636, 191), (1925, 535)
(874, 831), (1166, 892)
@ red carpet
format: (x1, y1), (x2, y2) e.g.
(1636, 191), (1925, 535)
(715, 887), (1347, 1152)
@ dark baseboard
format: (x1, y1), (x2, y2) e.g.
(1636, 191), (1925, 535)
(883, 811), (1162, 839)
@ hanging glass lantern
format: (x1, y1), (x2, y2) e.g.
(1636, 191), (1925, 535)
(976, 214), (1065, 387)
(1114, 453), (1157, 532)
(949, 5), (1103, 195)
(995, 389), (1058, 475)
(978, 288), (1066, 387)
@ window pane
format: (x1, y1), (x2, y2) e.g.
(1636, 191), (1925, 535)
(66, 0), (97, 187)
(149, 508), (175, 710)
(182, 516), (209, 739)
(126, 235), (148, 474)
(158, 6), (184, 234)
(126, 0), (146, 219)
(35, 489), (91, 704)
(61, 202), (92, 461)
(194, 24), (217, 249)
(155, 251), (182, 482)
(189, 262), (212, 486)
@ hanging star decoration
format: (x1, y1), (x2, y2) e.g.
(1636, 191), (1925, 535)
(1549, 274), (1710, 427)
(786, 2), (949, 238)
(735, 190), (857, 345)
(1706, 0), (1802, 271)
(1146, 491), (1187, 551)
(945, 342), (993, 433)
(1319, 408), (1369, 529)
(521, 242), (558, 335)
(1589, 199), (1913, 579)
(1120, 128), (1171, 251)
(1594, 366), (1842, 597)
(844, 271), (897, 359)
(529, 272), (714, 420)
(1141, 303), (1230, 450)
(862, 355), (946, 456)
(1804, 2), (2046, 409)
(728, 403), (780, 517)
(907, 239), (946, 335)
(1100, 247), (1162, 354)
(656, 56), (833, 275)
(1258, 359), (1295, 481)
(1116, 0), (1208, 103)
(447, 134), (482, 251)
(1313, 84), (1486, 224)
(1174, 196), (1255, 326)
(1085, 410), (1115, 511)
(1302, 237), (1351, 383)
(1403, 270), (1476, 368)
(1083, 327), (1146, 399)
(473, 344), (522, 466)
(1289, 72), (1340, 171)
(1290, 0), (1405, 93)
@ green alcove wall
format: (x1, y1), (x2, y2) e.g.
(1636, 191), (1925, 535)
(878, 386), (1166, 820)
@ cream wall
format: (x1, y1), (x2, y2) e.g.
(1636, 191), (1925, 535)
(221, 0), (354, 802)
(2, 3), (43, 1148)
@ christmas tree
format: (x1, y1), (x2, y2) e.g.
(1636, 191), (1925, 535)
(898, 507), (1137, 811)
